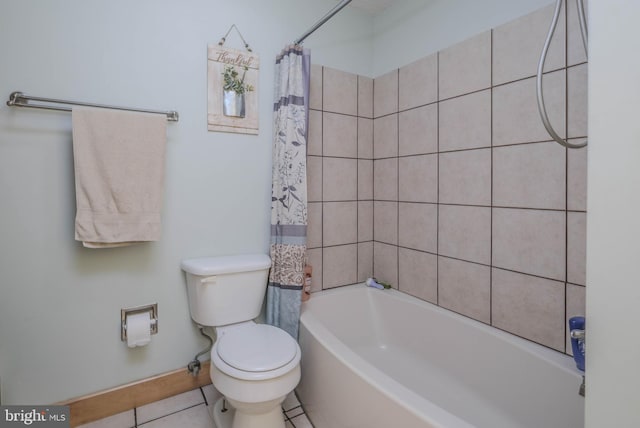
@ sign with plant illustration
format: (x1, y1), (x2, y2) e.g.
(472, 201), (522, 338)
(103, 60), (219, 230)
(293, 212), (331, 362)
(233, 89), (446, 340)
(208, 45), (259, 134)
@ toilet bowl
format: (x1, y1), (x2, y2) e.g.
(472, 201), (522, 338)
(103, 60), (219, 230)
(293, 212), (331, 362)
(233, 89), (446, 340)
(180, 254), (302, 428)
(210, 322), (301, 428)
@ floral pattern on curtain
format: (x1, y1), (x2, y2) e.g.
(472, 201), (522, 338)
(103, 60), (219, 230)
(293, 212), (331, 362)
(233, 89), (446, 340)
(266, 45), (310, 339)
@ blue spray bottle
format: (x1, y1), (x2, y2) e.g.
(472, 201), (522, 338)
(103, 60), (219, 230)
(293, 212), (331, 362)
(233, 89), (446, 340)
(569, 316), (586, 371)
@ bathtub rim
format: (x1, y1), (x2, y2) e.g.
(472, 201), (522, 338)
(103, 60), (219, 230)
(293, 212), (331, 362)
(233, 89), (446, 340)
(302, 283), (581, 374)
(299, 283), (583, 428)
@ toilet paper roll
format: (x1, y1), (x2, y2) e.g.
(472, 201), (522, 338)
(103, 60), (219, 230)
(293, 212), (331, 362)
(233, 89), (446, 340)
(126, 312), (152, 348)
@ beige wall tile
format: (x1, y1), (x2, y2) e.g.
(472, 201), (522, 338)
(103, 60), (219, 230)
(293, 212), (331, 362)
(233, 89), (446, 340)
(323, 202), (357, 247)
(492, 268), (565, 351)
(493, 142), (566, 210)
(310, 64), (322, 111)
(358, 76), (374, 119)
(398, 104), (438, 156)
(568, 64), (588, 138)
(306, 248), (322, 293)
(373, 242), (398, 288)
(399, 248), (437, 304)
(323, 158), (357, 201)
(307, 156), (322, 202)
(323, 67), (357, 116)
(374, 114), (398, 158)
(398, 154), (438, 203)
(439, 31), (491, 99)
(568, 142), (588, 211)
(493, 71), (566, 146)
(374, 69), (398, 118)
(358, 242), (373, 282)
(358, 200), (373, 242)
(374, 201), (397, 245)
(439, 90), (491, 152)
(358, 118), (374, 159)
(566, 283), (586, 355)
(493, 3), (565, 85)
(438, 205), (491, 264)
(568, 212), (587, 286)
(323, 244), (358, 288)
(398, 202), (437, 253)
(307, 202), (322, 248)
(308, 110), (322, 156)
(438, 257), (491, 323)
(358, 159), (373, 200)
(373, 158), (398, 201)
(492, 208), (565, 280)
(439, 148), (491, 206)
(323, 112), (357, 158)
(322, 112), (358, 158)
(399, 53), (438, 111)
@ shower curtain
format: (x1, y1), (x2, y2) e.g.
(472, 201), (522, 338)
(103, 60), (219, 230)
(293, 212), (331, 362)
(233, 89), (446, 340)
(266, 45), (310, 339)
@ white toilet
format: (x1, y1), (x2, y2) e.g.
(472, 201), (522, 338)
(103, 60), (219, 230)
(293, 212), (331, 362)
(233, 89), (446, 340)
(181, 254), (301, 428)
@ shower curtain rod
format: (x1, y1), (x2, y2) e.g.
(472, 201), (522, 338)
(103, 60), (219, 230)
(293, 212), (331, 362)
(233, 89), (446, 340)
(294, 0), (353, 45)
(6, 91), (179, 122)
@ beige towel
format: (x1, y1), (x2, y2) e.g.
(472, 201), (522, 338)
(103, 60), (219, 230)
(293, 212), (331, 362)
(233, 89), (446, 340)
(72, 107), (167, 248)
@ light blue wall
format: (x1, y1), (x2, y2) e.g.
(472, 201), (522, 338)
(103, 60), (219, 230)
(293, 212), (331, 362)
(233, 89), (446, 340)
(0, 0), (371, 404)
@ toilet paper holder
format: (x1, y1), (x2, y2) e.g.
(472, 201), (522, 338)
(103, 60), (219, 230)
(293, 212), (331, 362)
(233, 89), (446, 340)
(121, 303), (158, 342)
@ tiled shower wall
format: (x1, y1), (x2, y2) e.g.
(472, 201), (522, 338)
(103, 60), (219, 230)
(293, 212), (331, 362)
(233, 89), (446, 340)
(306, 65), (375, 292)
(306, 3), (587, 355)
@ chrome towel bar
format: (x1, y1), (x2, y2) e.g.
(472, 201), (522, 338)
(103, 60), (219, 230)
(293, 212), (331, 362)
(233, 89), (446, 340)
(6, 91), (179, 122)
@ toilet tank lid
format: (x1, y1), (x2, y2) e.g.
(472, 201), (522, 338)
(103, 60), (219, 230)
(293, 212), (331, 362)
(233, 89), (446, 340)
(181, 254), (271, 276)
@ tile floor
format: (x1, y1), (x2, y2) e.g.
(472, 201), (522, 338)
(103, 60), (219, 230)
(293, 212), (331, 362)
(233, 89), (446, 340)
(77, 385), (313, 428)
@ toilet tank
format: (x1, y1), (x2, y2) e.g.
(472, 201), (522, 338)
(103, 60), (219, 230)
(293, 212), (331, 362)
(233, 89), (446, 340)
(181, 254), (271, 326)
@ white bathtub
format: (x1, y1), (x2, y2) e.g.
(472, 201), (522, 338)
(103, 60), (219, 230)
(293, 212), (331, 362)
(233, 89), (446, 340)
(296, 284), (584, 428)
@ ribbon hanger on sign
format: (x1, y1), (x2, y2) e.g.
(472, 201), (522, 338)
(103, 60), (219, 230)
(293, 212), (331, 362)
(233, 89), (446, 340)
(218, 24), (253, 52)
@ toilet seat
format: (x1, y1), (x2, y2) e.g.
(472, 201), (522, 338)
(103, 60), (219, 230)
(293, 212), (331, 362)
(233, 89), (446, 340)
(212, 323), (301, 381)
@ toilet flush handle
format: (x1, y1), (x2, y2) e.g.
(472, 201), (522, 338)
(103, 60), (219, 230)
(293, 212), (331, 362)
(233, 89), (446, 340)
(200, 276), (217, 285)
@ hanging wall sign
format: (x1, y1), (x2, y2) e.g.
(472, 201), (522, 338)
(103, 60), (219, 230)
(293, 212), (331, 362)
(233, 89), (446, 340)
(207, 28), (259, 135)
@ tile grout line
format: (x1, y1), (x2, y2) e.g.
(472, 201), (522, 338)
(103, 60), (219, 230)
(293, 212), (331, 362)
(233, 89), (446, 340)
(490, 28), (494, 326)
(136, 402), (205, 427)
(372, 75), (376, 282)
(312, 198), (585, 213)
(357, 78), (371, 282)
(320, 66), (325, 291)
(355, 75), (360, 283)
(436, 50), (440, 306)
(564, 1), (570, 352)
(199, 386), (208, 406)
(396, 68), (400, 290)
